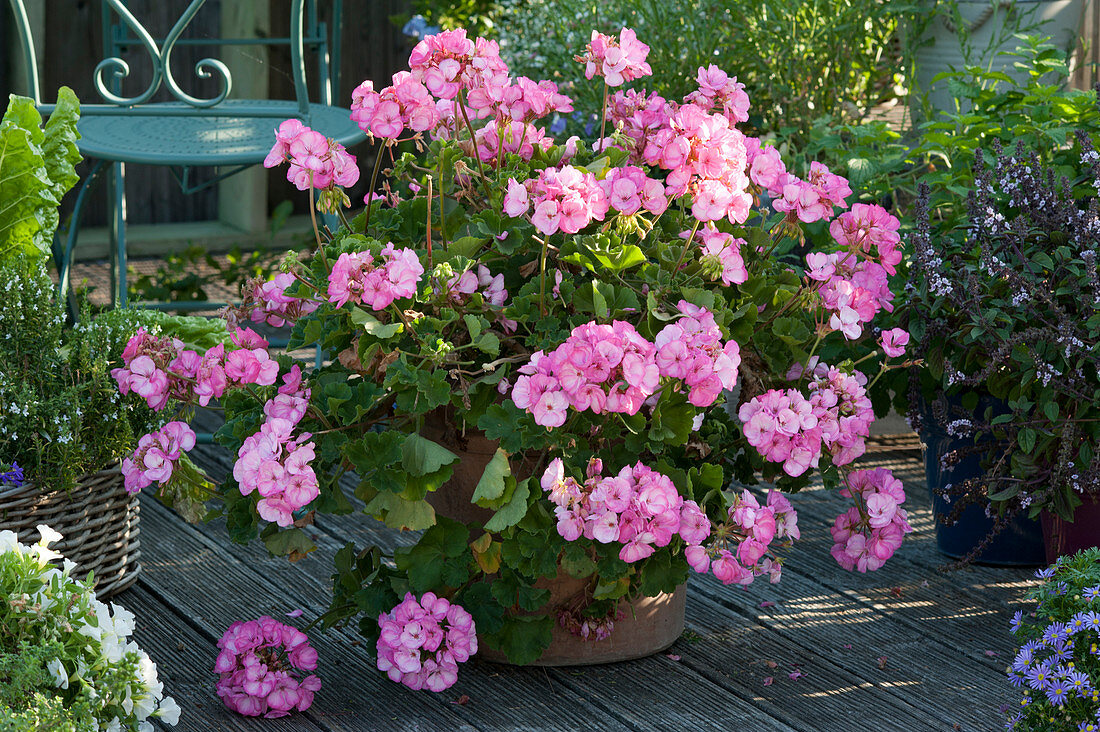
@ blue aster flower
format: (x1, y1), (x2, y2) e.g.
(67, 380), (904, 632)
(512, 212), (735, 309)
(1045, 678), (1070, 706)
(1027, 662), (1054, 691)
(1010, 610), (1025, 634)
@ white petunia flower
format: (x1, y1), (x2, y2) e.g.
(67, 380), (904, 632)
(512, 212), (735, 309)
(47, 658), (69, 689)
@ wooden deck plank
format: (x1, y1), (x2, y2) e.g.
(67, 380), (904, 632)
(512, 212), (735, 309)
(139, 495), (672, 732)
(176, 411), (1024, 731)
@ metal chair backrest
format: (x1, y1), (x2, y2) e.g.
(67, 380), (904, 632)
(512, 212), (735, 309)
(7, 0), (341, 119)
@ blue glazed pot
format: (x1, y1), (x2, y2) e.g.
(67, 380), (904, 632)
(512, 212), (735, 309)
(920, 396), (1046, 566)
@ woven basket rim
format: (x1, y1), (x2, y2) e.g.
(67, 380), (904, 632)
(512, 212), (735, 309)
(0, 462), (122, 501)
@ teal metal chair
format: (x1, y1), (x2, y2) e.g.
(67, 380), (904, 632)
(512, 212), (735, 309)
(7, 0), (365, 308)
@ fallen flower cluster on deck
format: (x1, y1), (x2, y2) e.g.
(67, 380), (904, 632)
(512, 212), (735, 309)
(214, 615), (321, 717)
(0, 526), (179, 730)
(111, 24), (913, 692)
(1005, 548), (1100, 731)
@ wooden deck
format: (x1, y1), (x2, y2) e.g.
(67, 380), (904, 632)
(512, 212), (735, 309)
(112, 415), (1035, 732)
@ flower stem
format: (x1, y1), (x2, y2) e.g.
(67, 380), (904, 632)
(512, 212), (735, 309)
(364, 141), (387, 234)
(598, 83), (609, 152)
(456, 91), (494, 205)
(426, 175), (434, 271)
(437, 155), (448, 251)
(670, 218), (702, 286)
(307, 179), (328, 269)
(539, 234), (550, 317)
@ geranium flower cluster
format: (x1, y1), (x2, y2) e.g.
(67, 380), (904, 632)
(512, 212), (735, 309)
(806, 363), (875, 466)
(686, 490), (799, 586)
(830, 468), (912, 572)
(683, 64), (750, 124)
(739, 388), (823, 477)
(511, 320), (659, 426)
(350, 72), (439, 139)
(691, 225), (748, 286)
(376, 592), (477, 692)
(540, 459), (708, 564)
(441, 264), (507, 305)
(497, 76), (574, 123)
(327, 244), (425, 310)
(407, 28), (509, 107)
(233, 366), (318, 528)
(263, 119), (359, 191)
(112, 326), (279, 410)
(772, 161), (852, 225)
(473, 118), (555, 164)
(215, 616), (321, 718)
(503, 165), (609, 235)
(607, 88), (674, 164)
(121, 421), (196, 495)
(642, 103), (751, 223)
(803, 203), (901, 340)
(599, 165), (669, 216)
(575, 28), (652, 87)
(654, 301), (741, 407)
(233, 272), (319, 329)
(740, 361), (875, 477)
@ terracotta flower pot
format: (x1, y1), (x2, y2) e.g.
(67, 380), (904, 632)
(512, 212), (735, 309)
(420, 412), (687, 666)
(1041, 494), (1100, 564)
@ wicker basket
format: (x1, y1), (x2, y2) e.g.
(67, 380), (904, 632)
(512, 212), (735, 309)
(0, 465), (140, 598)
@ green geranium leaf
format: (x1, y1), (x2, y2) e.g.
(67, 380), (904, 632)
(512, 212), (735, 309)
(394, 517), (470, 591)
(363, 491), (437, 531)
(261, 527), (316, 560)
(560, 543), (597, 579)
(471, 448), (513, 508)
(483, 478), (532, 532)
(483, 615), (554, 665)
(350, 307), (403, 339)
(401, 433), (459, 477)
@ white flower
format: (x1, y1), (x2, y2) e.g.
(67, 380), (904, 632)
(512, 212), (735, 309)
(36, 524), (63, 547)
(156, 696), (181, 726)
(110, 603), (136, 635)
(0, 530), (18, 554)
(104, 719), (121, 732)
(47, 658), (69, 689)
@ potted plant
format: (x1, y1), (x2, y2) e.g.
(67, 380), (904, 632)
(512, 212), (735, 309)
(0, 525), (180, 729)
(1003, 547), (1100, 730)
(906, 116), (1100, 564)
(113, 26), (914, 684)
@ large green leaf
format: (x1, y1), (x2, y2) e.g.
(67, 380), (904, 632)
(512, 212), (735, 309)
(471, 448), (513, 509)
(0, 89), (81, 261)
(363, 491), (437, 531)
(401, 433), (459, 477)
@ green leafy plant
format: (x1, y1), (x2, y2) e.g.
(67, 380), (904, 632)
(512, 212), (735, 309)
(906, 118), (1100, 522)
(495, 0), (917, 145)
(0, 88), (81, 261)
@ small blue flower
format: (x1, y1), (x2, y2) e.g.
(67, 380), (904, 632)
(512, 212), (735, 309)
(549, 115), (567, 135)
(1010, 610), (1025, 634)
(1036, 567), (1056, 580)
(1084, 585), (1100, 602)
(0, 462), (23, 488)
